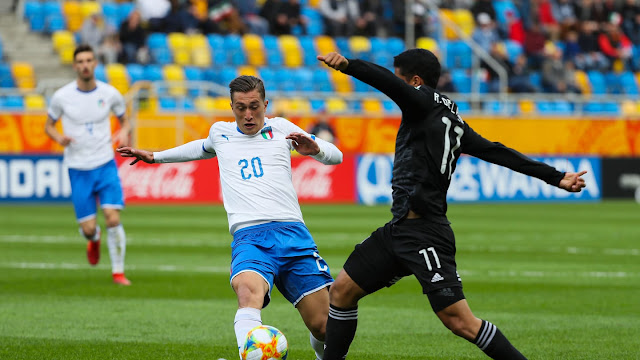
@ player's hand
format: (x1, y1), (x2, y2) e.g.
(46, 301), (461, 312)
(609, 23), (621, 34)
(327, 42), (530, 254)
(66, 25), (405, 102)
(286, 132), (320, 156)
(116, 146), (154, 165)
(113, 129), (131, 147)
(558, 170), (587, 192)
(317, 52), (349, 71)
(58, 135), (73, 146)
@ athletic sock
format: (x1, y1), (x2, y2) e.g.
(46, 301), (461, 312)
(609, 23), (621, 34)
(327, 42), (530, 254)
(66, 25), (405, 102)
(80, 225), (100, 241)
(474, 320), (527, 360)
(323, 304), (358, 360)
(234, 307), (262, 350)
(107, 225), (126, 274)
(310, 332), (325, 360)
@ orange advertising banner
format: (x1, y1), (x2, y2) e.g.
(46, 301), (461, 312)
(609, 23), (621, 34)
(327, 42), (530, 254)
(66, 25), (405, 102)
(2, 112), (639, 156)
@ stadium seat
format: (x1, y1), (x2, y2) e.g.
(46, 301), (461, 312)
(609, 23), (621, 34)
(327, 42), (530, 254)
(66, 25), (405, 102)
(102, 2), (117, 19)
(126, 64), (145, 84)
(94, 64), (107, 82)
(362, 98), (383, 114)
(334, 37), (352, 58)
(288, 97), (311, 113)
(312, 69), (333, 92)
(504, 39), (523, 63)
(243, 33), (266, 66)
(194, 96), (216, 112)
(61, 1), (83, 32)
(213, 96), (230, 111)
(220, 67), (238, 85)
(279, 35), (303, 68)
(620, 71), (639, 94)
(80, 1), (101, 19)
(573, 70), (591, 94)
(310, 98), (325, 112)
(168, 32), (190, 65)
(118, 2), (135, 23)
(159, 96), (177, 110)
(184, 66), (204, 81)
(315, 36), (338, 55)
(386, 37), (405, 55)
(258, 67), (277, 88)
(325, 97), (348, 114)
(382, 99), (400, 113)
(330, 70), (352, 93)
(353, 79), (371, 93)
(453, 9), (475, 38)
(451, 69), (471, 93)
(416, 37), (440, 56)
(236, 65), (258, 77)
(106, 63), (129, 94)
(148, 33), (168, 50)
(24, 94), (46, 110)
(349, 36), (371, 57)
(587, 70), (606, 95)
(189, 33), (211, 67)
(440, 9), (458, 40)
(45, 14), (66, 33)
(143, 64), (164, 82)
(302, 8), (324, 36)
(24, 1), (42, 21)
(163, 64), (186, 96)
(293, 67), (314, 91)
(11, 62), (36, 89)
(275, 68), (296, 91)
(0, 64), (14, 87)
(52, 30), (75, 52)
(2, 95), (24, 109)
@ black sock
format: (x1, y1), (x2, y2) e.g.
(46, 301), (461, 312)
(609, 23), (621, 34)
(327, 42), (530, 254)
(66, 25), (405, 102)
(474, 320), (527, 360)
(323, 304), (358, 360)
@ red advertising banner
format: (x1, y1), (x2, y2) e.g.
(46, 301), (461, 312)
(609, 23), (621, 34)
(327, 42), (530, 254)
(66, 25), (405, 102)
(115, 155), (355, 204)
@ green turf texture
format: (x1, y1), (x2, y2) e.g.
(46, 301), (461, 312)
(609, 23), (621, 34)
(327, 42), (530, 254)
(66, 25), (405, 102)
(1, 202), (638, 359)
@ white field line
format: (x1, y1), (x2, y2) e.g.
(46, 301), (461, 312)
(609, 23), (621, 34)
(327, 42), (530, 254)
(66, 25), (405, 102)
(1, 234), (638, 256)
(0, 261), (638, 279)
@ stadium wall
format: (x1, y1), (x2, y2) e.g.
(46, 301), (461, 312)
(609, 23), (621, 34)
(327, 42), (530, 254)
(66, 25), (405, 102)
(0, 112), (638, 203)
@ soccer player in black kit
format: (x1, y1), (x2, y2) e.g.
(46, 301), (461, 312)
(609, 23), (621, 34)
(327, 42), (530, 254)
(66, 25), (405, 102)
(318, 49), (587, 360)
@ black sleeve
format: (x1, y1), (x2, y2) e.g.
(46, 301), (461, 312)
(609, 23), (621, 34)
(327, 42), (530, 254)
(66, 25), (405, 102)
(461, 124), (565, 186)
(342, 59), (432, 116)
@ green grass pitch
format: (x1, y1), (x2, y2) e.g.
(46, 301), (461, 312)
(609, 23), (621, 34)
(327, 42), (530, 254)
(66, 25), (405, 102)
(0, 201), (639, 359)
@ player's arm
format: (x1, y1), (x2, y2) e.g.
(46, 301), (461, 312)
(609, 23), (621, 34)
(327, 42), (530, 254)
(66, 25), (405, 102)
(461, 125), (587, 192)
(286, 132), (343, 165)
(44, 115), (73, 146)
(117, 139), (216, 165)
(113, 114), (132, 147)
(318, 52), (431, 114)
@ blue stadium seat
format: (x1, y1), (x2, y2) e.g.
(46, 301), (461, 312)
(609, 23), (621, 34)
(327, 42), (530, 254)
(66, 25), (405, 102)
(258, 67), (277, 92)
(529, 71), (541, 90)
(334, 37), (352, 58)
(184, 66), (203, 81)
(294, 67), (314, 91)
(369, 37), (385, 52)
(143, 65), (164, 81)
(353, 79), (371, 93)
(451, 69), (471, 93)
(383, 99), (400, 113)
(220, 67), (238, 85)
(0, 64), (15, 87)
(302, 8), (324, 36)
(94, 64), (107, 82)
(203, 68), (220, 83)
(23, 1), (42, 20)
(45, 14), (66, 33)
(148, 33), (168, 50)
(29, 14), (45, 32)
(207, 34), (225, 50)
(605, 72), (623, 94)
(456, 101), (471, 113)
(275, 68), (296, 92)
(102, 2), (118, 18)
(620, 71), (639, 94)
(310, 99), (325, 112)
(312, 69), (332, 92)
(118, 2), (135, 23)
(386, 37), (405, 55)
(152, 48), (172, 65)
(587, 70), (606, 94)
(504, 39), (523, 63)
(126, 64), (145, 83)
(371, 51), (393, 69)
(4, 95), (25, 109)
(159, 96), (177, 109)
(42, 1), (62, 18)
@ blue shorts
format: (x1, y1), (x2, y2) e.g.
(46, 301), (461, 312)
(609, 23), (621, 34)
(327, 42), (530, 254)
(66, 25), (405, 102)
(68, 160), (124, 223)
(230, 222), (333, 307)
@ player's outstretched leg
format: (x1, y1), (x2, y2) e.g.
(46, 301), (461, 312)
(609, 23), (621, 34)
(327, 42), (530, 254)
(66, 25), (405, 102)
(436, 298), (527, 360)
(323, 271), (367, 360)
(107, 224), (130, 285)
(296, 288), (330, 360)
(79, 224), (101, 266)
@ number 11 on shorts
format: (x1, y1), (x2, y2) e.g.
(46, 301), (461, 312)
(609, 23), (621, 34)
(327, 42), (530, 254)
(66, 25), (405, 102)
(419, 247), (441, 271)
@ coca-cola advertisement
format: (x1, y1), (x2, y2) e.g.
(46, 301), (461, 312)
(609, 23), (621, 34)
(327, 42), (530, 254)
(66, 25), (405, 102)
(115, 155), (355, 204)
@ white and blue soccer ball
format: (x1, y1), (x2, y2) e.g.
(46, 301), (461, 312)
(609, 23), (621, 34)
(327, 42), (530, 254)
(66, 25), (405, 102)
(240, 325), (288, 360)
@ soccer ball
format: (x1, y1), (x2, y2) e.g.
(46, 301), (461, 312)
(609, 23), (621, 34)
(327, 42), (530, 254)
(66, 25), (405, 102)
(240, 325), (288, 360)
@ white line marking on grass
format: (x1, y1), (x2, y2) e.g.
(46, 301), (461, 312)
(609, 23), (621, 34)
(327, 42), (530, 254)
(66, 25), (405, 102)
(1, 262), (638, 279)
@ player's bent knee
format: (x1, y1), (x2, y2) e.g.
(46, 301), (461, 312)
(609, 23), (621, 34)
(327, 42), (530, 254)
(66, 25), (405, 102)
(329, 272), (364, 307)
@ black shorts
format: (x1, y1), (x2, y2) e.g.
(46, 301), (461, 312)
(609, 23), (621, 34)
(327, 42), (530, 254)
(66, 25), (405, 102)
(344, 218), (463, 297)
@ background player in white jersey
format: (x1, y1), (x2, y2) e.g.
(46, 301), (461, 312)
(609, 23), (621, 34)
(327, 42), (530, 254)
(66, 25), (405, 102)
(117, 75), (343, 359)
(44, 44), (131, 286)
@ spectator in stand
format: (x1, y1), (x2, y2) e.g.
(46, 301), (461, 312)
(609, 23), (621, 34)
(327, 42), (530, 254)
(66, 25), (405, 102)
(472, 13), (501, 54)
(136, 0), (171, 32)
(541, 45), (581, 93)
(308, 111), (337, 144)
(504, 9), (525, 44)
(437, 69), (457, 93)
(119, 10), (148, 64)
(574, 0), (610, 24)
(563, 28), (582, 62)
(208, 0), (248, 34)
(576, 20), (610, 71)
(233, 0), (270, 35)
(162, 0), (200, 33)
(470, 0), (497, 23)
(261, 0), (306, 35)
(80, 11), (120, 64)
(318, 0), (359, 37)
(355, 0), (384, 37)
(509, 53), (537, 93)
(533, 0), (560, 40)
(620, 0), (640, 44)
(524, 21), (548, 70)
(390, 1), (430, 38)
(552, 0), (578, 32)
(598, 14), (634, 70)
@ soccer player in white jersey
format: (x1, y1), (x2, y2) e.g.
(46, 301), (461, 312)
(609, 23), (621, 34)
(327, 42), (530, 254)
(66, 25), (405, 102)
(117, 75), (342, 359)
(44, 44), (132, 286)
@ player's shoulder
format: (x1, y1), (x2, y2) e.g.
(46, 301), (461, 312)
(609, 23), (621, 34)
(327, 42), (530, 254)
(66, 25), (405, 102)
(209, 120), (236, 136)
(266, 116), (293, 129)
(96, 80), (122, 96)
(53, 81), (78, 96)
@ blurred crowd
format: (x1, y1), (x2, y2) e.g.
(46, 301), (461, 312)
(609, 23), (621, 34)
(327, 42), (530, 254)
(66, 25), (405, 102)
(72, 0), (640, 94)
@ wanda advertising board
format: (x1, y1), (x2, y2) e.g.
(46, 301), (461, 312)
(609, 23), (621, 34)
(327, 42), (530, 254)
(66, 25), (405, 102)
(0, 154), (356, 204)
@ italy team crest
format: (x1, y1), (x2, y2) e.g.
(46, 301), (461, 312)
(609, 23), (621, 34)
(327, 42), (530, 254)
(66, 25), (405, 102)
(261, 126), (274, 140)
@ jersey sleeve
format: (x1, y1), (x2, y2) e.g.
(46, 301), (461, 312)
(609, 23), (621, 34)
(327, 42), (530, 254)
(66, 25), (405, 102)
(342, 59), (433, 116)
(461, 123), (564, 186)
(110, 88), (126, 117)
(47, 91), (63, 121)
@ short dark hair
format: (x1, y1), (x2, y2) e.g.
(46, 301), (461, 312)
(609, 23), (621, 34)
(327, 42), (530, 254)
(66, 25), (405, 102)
(393, 48), (441, 89)
(73, 44), (94, 60)
(229, 75), (266, 102)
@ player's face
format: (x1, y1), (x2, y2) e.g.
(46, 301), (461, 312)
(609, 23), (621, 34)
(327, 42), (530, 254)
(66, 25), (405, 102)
(73, 51), (96, 82)
(231, 89), (268, 135)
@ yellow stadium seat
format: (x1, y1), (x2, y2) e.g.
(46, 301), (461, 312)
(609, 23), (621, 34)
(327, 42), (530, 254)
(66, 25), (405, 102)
(349, 36), (371, 54)
(362, 98), (382, 114)
(279, 35), (302, 67)
(52, 30), (76, 52)
(25, 94), (46, 110)
(453, 9), (474, 38)
(237, 65), (258, 77)
(173, 49), (191, 65)
(243, 34), (266, 66)
(81, 1), (102, 18)
(440, 9), (458, 40)
(325, 98), (348, 114)
(12, 62), (36, 89)
(62, 1), (81, 18)
(59, 46), (75, 64)
(574, 70), (591, 95)
(194, 96), (216, 112)
(519, 99), (535, 114)
(168, 32), (189, 50)
(106, 63), (129, 93)
(315, 36), (337, 55)
(213, 97), (231, 111)
(270, 98), (290, 115)
(330, 71), (352, 93)
(416, 37), (440, 54)
(308, 0), (321, 7)
(163, 65), (186, 96)
(192, 50), (211, 67)
(289, 98), (311, 114)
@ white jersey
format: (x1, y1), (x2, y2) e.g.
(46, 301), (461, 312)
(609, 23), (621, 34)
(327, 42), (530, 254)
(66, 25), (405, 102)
(205, 117), (309, 233)
(48, 80), (126, 170)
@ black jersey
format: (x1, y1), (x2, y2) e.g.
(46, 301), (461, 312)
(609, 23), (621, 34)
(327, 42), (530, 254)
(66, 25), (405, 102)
(343, 59), (565, 223)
